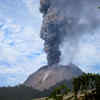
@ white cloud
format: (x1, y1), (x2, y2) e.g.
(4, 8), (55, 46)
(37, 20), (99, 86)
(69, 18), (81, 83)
(0, 31), (4, 42)
(0, 0), (100, 86)
(0, 17), (46, 86)
(22, 0), (42, 19)
(2, 20), (21, 33)
(0, 66), (23, 74)
(74, 30), (100, 73)
(0, 45), (21, 63)
(0, 0), (46, 86)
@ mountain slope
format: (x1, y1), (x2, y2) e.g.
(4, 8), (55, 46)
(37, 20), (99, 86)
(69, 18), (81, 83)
(24, 64), (83, 91)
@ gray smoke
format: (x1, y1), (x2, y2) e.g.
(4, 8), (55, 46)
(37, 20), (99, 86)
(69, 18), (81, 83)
(40, 0), (100, 66)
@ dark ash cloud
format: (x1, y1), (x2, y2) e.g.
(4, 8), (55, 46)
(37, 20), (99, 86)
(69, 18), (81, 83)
(40, 0), (100, 66)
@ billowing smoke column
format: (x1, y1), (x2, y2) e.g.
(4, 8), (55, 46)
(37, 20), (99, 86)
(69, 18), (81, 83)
(40, 0), (100, 66)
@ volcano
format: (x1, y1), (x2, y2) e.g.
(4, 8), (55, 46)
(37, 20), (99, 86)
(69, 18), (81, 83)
(24, 64), (83, 91)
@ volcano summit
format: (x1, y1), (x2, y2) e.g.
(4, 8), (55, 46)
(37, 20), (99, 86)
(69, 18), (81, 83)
(24, 64), (82, 90)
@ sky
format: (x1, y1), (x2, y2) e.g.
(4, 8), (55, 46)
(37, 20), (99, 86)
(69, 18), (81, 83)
(0, 0), (100, 86)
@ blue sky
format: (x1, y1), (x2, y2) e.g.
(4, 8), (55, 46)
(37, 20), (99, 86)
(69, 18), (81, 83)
(0, 0), (100, 86)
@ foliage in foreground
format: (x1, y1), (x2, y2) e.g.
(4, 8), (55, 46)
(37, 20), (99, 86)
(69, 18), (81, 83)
(49, 73), (99, 100)
(73, 73), (100, 93)
(0, 73), (99, 100)
(49, 84), (70, 100)
(72, 73), (100, 100)
(0, 85), (42, 100)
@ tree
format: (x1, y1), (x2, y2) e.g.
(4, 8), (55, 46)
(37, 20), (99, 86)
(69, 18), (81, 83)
(49, 84), (70, 100)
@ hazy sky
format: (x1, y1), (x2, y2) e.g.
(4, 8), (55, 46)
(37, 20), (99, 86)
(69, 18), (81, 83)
(0, 0), (100, 86)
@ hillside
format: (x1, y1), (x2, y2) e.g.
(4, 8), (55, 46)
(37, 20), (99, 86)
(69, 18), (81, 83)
(33, 90), (96, 100)
(0, 73), (99, 100)
(24, 64), (83, 91)
(32, 73), (99, 100)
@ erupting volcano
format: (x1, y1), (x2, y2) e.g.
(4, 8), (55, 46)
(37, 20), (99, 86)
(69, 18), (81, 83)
(24, 0), (100, 91)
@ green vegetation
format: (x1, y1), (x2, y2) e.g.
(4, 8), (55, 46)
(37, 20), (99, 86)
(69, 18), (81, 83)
(49, 84), (70, 100)
(73, 73), (96, 93)
(0, 85), (43, 100)
(0, 73), (99, 100)
(48, 73), (99, 100)
(73, 73), (100, 93)
(72, 73), (99, 100)
(97, 6), (100, 9)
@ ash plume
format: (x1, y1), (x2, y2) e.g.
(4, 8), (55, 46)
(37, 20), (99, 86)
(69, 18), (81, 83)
(40, 0), (100, 66)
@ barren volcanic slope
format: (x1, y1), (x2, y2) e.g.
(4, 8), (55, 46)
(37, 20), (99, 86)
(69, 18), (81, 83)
(24, 64), (83, 91)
